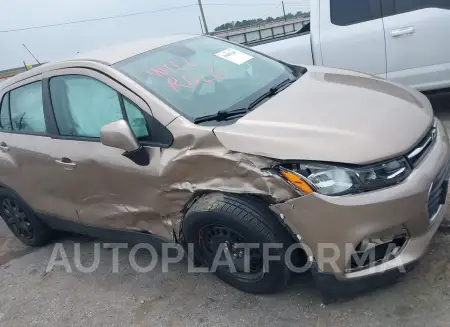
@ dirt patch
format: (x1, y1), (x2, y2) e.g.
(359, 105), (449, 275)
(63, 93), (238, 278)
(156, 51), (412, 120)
(0, 220), (33, 266)
(0, 234), (33, 266)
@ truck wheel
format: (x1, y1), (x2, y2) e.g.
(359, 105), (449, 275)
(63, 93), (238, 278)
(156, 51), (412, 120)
(182, 193), (295, 294)
(0, 189), (53, 246)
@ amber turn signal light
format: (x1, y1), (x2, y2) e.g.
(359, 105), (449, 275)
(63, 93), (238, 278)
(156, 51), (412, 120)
(279, 170), (313, 194)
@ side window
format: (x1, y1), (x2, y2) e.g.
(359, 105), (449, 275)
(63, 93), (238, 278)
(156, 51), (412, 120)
(389, 0), (450, 14)
(123, 98), (150, 140)
(50, 76), (122, 137)
(330, 0), (382, 26)
(50, 75), (149, 139)
(9, 82), (46, 133)
(0, 93), (12, 131)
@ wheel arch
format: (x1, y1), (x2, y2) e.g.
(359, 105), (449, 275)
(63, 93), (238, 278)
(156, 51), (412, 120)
(178, 190), (299, 245)
(0, 182), (32, 208)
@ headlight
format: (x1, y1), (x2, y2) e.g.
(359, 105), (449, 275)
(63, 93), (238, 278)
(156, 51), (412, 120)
(277, 158), (411, 196)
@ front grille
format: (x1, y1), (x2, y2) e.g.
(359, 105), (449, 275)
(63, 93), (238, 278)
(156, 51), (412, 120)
(407, 125), (437, 168)
(346, 227), (408, 273)
(428, 164), (449, 222)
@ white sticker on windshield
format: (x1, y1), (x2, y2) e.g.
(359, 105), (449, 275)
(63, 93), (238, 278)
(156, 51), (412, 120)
(215, 48), (253, 65)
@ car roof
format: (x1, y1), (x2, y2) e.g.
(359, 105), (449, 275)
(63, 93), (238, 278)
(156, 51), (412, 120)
(0, 79), (7, 89)
(1, 34), (198, 89)
(70, 34), (197, 64)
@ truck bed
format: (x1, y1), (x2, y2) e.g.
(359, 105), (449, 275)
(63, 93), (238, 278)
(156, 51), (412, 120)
(252, 32), (313, 66)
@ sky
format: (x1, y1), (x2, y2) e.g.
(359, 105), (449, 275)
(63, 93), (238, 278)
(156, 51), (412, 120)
(0, 0), (310, 70)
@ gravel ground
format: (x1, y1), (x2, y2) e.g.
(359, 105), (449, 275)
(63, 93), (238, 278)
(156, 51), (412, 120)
(0, 96), (449, 327)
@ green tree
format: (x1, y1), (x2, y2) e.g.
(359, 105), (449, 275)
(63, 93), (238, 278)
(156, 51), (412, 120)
(213, 11), (309, 31)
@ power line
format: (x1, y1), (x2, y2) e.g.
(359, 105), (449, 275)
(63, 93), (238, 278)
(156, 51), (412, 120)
(284, 3), (310, 6)
(0, 2), (309, 33)
(203, 3), (279, 6)
(260, 3), (281, 20)
(282, 2), (310, 12)
(0, 4), (199, 33)
(203, 1), (307, 4)
(282, 1), (310, 9)
(282, 0), (310, 4)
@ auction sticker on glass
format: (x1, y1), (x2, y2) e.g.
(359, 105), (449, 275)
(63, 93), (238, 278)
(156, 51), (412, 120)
(215, 48), (253, 65)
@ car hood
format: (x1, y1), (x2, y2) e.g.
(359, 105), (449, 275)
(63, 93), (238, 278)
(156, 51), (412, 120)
(213, 66), (434, 165)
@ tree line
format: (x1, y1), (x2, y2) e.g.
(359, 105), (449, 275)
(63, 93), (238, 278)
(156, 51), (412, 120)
(214, 11), (310, 31)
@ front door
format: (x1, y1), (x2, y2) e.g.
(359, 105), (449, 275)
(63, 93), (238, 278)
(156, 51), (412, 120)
(43, 69), (172, 239)
(381, 0), (450, 90)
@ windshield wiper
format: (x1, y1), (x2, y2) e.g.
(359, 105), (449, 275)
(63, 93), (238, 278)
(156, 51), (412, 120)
(193, 78), (295, 124)
(193, 108), (249, 124)
(247, 78), (295, 110)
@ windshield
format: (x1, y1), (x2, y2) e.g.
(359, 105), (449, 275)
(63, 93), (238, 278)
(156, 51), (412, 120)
(114, 36), (296, 121)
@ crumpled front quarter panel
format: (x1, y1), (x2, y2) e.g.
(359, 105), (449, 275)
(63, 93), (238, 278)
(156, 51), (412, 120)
(153, 118), (298, 237)
(73, 117), (297, 241)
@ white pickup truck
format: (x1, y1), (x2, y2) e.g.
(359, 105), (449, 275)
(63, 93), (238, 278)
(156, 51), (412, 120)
(254, 0), (450, 93)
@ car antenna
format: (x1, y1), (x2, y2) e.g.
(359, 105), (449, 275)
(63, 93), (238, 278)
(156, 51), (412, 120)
(22, 44), (41, 64)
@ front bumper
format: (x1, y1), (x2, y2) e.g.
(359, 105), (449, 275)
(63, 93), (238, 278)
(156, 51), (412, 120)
(271, 119), (450, 280)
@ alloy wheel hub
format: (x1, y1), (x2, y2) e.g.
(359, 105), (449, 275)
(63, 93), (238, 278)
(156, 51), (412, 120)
(2, 198), (33, 239)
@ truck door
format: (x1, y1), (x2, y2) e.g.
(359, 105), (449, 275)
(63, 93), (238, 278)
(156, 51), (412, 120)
(381, 0), (450, 90)
(317, 0), (387, 78)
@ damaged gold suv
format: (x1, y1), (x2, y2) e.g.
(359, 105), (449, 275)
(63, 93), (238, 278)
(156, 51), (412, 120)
(0, 35), (449, 298)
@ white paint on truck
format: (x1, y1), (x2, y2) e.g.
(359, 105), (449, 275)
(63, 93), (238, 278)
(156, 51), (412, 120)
(382, 6), (450, 91)
(254, 33), (313, 66)
(254, 0), (450, 92)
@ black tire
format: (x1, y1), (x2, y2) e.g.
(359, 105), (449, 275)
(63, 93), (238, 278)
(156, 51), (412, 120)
(0, 188), (53, 246)
(182, 192), (295, 294)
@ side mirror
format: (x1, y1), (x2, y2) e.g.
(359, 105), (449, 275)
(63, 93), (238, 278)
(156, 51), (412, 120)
(100, 120), (140, 152)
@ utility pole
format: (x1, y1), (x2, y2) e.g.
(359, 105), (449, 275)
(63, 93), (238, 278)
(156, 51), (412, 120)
(198, 0), (209, 34)
(22, 44), (41, 64)
(282, 1), (287, 21)
(198, 16), (204, 34)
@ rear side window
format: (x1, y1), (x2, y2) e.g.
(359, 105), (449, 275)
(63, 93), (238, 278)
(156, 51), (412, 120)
(331, 0), (382, 26)
(7, 82), (46, 133)
(386, 0), (450, 15)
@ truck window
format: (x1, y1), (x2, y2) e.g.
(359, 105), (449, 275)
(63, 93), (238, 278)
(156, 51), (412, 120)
(331, 0), (382, 26)
(384, 0), (450, 15)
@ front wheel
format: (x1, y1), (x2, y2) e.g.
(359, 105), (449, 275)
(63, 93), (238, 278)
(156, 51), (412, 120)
(182, 193), (296, 294)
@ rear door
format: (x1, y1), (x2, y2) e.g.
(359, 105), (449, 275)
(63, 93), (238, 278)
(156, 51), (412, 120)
(381, 0), (450, 90)
(318, 0), (387, 78)
(43, 68), (173, 239)
(0, 77), (79, 221)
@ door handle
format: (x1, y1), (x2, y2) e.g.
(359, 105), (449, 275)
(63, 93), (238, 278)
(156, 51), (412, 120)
(391, 27), (415, 38)
(55, 158), (77, 170)
(0, 142), (9, 153)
